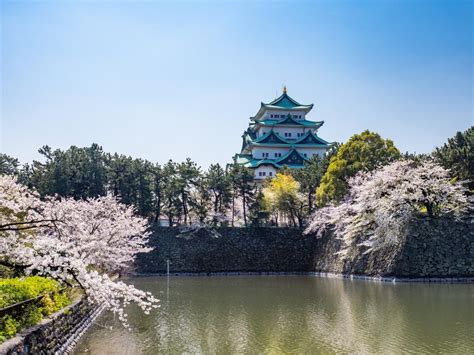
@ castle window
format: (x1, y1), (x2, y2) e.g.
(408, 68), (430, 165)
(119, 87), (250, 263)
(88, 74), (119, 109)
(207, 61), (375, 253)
(262, 152), (269, 158)
(274, 152), (282, 158)
(269, 172), (273, 176)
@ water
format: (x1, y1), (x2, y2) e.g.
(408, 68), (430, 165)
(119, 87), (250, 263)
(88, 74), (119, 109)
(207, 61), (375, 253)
(74, 276), (473, 354)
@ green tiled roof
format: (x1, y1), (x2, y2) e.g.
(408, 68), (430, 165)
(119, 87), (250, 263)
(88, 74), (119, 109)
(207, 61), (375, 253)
(235, 153), (252, 165)
(275, 148), (309, 166)
(249, 130), (330, 147)
(239, 148), (310, 169)
(294, 130), (330, 145)
(244, 159), (281, 169)
(263, 91), (313, 110)
(257, 116), (323, 128)
(254, 130), (288, 144)
(253, 90), (314, 120)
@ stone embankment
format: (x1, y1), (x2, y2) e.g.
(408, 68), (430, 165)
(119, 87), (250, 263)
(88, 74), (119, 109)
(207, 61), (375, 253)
(0, 299), (103, 355)
(135, 216), (473, 279)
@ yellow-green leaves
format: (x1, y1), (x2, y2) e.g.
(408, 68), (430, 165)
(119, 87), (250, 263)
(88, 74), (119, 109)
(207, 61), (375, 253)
(316, 130), (401, 206)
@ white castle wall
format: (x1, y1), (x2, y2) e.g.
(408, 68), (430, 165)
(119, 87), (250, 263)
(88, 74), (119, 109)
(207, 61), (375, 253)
(263, 110), (306, 120)
(252, 146), (326, 160)
(296, 147), (326, 158)
(254, 165), (278, 180)
(252, 146), (290, 159)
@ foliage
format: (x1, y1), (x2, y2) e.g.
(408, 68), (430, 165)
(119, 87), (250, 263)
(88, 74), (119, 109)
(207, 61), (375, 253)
(248, 189), (269, 227)
(305, 160), (469, 257)
(0, 154), (20, 176)
(0, 276), (71, 342)
(292, 143), (340, 214)
(0, 276), (63, 308)
(433, 126), (473, 191)
(205, 164), (232, 220)
(0, 176), (159, 329)
(26, 144), (107, 199)
(316, 130), (401, 206)
(228, 163), (255, 226)
(263, 173), (305, 227)
(4, 127), (471, 227)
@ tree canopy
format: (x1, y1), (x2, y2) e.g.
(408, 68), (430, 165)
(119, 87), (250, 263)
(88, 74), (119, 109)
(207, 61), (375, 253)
(306, 160), (469, 257)
(263, 173), (304, 227)
(0, 176), (159, 327)
(433, 126), (473, 191)
(316, 130), (401, 206)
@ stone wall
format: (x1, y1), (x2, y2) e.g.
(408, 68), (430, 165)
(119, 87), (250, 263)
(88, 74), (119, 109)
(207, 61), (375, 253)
(136, 227), (317, 273)
(136, 216), (473, 278)
(0, 298), (98, 355)
(310, 216), (473, 277)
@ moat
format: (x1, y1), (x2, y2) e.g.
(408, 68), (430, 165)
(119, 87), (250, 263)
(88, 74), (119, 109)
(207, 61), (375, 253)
(74, 276), (473, 354)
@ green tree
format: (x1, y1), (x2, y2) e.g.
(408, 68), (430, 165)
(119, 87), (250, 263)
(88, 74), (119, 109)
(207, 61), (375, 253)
(433, 126), (473, 191)
(263, 172), (304, 227)
(152, 164), (165, 222)
(205, 163), (232, 217)
(133, 159), (154, 217)
(29, 144), (107, 199)
(229, 163), (255, 226)
(191, 175), (211, 223)
(316, 130), (401, 205)
(292, 143), (340, 214)
(248, 188), (268, 227)
(0, 154), (20, 175)
(176, 159), (202, 225)
(161, 160), (182, 225)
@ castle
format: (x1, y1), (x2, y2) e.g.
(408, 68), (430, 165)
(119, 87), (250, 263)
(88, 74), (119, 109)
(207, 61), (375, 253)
(234, 88), (331, 181)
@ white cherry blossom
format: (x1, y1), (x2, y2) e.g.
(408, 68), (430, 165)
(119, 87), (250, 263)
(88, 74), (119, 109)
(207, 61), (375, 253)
(305, 160), (469, 257)
(0, 175), (159, 328)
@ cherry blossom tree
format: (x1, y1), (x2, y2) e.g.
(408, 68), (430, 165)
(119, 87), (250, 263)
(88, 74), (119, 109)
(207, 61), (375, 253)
(305, 160), (469, 257)
(0, 175), (158, 327)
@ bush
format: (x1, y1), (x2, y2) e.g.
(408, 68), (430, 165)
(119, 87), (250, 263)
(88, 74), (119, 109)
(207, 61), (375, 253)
(0, 276), (71, 343)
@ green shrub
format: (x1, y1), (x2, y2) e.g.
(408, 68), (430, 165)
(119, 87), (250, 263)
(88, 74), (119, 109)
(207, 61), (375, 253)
(0, 276), (72, 343)
(0, 276), (59, 308)
(0, 315), (19, 340)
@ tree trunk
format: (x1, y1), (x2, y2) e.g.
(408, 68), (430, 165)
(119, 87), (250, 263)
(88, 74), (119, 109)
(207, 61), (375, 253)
(153, 194), (161, 223)
(426, 203), (434, 217)
(242, 192), (247, 226)
(214, 192), (219, 213)
(231, 194), (235, 227)
(181, 189), (188, 224)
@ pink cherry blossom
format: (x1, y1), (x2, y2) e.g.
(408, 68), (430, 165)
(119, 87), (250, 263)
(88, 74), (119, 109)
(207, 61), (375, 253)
(305, 160), (469, 257)
(0, 175), (159, 328)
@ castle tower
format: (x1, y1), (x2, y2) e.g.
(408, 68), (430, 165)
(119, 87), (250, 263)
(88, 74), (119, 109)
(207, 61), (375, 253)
(234, 88), (331, 181)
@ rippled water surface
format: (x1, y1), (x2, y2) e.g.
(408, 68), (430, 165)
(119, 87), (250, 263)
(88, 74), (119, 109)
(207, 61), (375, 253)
(74, 276), (473, 354)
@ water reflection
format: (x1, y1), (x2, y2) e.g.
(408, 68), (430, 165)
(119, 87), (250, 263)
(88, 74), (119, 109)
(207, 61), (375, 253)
(74, 276), (474, 354)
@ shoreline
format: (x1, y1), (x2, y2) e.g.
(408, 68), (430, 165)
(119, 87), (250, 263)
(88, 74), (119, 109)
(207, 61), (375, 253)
(129, 271), (474, 284)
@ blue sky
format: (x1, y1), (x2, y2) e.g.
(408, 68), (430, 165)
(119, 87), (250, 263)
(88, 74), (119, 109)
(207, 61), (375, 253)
(1, 0), (472, 168)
